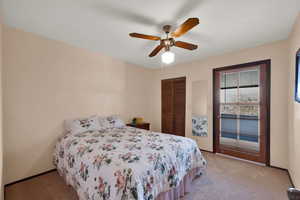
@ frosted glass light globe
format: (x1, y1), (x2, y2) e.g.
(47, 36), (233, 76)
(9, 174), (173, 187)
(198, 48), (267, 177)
(161, 51), (175, 64)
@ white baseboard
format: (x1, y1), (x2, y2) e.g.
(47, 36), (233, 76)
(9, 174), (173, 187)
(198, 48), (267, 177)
(216, 153), (266, 166)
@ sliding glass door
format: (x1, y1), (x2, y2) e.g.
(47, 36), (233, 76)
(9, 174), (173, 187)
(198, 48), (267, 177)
(213, 61), (270, 164)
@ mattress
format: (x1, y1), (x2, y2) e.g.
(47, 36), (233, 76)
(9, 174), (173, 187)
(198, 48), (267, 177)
(53, 126), (206, 200)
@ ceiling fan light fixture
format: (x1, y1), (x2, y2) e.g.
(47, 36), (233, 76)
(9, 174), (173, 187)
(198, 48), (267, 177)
(129, 18), (199, 62)
(161, 51), (175, 64)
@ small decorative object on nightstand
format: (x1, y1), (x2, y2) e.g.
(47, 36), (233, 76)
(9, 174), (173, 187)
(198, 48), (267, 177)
(126, 123), (150, 130)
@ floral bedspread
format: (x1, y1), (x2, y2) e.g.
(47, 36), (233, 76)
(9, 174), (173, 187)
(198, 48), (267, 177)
(53, 126), (207, 200)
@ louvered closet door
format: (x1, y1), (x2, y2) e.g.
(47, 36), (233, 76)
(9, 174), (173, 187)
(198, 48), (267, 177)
(161, 79), (174, 134)
(161, 77), (186, 136)
(173, 78), (186, 136)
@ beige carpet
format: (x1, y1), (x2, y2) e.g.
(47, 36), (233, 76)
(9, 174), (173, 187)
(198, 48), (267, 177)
(5, 152), (292, 200)
(184, 152), (291, 200)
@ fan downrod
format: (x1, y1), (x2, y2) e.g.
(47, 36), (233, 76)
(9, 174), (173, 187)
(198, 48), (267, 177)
(163, 25), (172, 34)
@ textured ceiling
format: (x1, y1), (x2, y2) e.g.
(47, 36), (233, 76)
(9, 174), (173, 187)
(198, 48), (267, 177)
(3, 0), (300, 68)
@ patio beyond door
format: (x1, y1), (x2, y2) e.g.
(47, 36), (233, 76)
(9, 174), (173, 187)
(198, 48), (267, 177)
(213, 60), (270, 164)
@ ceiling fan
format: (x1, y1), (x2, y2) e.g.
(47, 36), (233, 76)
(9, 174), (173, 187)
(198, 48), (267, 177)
(129, 18), (199, 64)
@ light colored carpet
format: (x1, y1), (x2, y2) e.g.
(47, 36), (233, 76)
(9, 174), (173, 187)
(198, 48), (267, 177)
(184, 152), (291, 200)
(5, 152), (292, 200)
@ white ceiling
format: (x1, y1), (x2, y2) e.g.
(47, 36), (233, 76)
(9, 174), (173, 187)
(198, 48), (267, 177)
(3, 0), (300, 68)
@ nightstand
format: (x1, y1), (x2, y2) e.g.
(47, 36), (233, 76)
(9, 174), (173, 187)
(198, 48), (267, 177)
(126, 123), (150, 130)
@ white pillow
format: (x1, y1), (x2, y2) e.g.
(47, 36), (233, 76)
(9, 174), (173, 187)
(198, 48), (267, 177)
(98, 115), (125, 128)
(65, 115), (101, 134)
(109, 116), (125, 128)
(97, 116), (110, 128)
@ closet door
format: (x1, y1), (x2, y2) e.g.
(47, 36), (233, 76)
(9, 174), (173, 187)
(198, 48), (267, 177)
(173, 78), (186, 136)
(161, 77), (186, 136)
(161, 79), (174, 134)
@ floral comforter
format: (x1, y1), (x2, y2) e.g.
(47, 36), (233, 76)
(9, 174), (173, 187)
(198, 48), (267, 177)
(53, 126), (207, 200)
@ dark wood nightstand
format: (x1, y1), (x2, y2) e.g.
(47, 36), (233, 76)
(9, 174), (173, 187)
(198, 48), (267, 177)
(126, 123), (150, 130)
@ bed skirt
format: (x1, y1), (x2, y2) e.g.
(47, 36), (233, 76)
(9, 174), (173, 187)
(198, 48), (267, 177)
(60, 167), (202, 200)
(156, 167), (201, 200)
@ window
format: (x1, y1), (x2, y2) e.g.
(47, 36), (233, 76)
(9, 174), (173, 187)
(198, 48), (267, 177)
(213, 60), (270, 164)
(295, 49), (300, 102)
(219, 67), (260, 148)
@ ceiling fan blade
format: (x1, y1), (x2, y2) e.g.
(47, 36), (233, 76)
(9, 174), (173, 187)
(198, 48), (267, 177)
(174, 41), (198, 50)
(149, 45), (164, 57)
(171, 18), (199, 38)
(129, 33), (161, 41)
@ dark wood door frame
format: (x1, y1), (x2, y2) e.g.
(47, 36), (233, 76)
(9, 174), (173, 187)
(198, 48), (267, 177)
(213, 59), (271, 166)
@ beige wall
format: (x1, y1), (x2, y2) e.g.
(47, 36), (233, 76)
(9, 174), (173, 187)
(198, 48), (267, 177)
(2, 26), (154, 184)
(0, 15), (3, 200)
(151, 40), (290, 169)
(192, 80), (208, 116)
(288, 13), (300, 187)
(2, 16), (297, 185)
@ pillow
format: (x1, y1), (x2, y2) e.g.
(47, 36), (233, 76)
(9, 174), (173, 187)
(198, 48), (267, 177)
(65, 115), (101, 134)
(98, 115), (125, 128)
(97, 116), (109, 128)
(108, 116), (125, 128)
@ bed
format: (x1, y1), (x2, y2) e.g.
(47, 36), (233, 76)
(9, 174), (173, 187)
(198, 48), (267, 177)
(53, 117), (206, 200)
